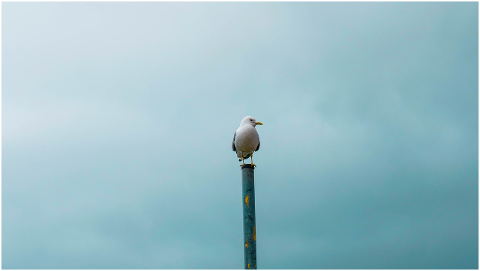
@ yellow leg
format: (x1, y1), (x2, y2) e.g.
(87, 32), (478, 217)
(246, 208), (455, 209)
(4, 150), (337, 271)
(240, 153), (245, 167)
(251, 153), (256, 167)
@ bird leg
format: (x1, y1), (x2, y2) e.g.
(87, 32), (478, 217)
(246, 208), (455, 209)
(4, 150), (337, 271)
(251, 153), (256, 168)
(240, 153), (245, 167)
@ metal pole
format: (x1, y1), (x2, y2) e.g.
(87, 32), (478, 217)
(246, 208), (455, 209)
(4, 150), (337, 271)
(241, 164), (257, 269)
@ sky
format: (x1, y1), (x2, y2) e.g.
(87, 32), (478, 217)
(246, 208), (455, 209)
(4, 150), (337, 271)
(2, 2), (478, 269)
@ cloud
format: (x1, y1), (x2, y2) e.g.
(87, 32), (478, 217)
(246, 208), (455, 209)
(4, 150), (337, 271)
(3, 2), (477, 269)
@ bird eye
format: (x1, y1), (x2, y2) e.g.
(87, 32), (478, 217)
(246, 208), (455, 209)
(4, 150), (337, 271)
(250, 119), (253, 121)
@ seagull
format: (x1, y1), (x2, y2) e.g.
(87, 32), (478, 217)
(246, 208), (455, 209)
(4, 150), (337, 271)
(232, 116), (263, 167)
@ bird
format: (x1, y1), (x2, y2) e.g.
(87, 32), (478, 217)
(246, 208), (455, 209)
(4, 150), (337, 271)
(232, 116), (263, 167)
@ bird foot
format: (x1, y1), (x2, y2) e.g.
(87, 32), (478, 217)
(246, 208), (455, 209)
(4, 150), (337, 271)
(250, 163), (257, 167)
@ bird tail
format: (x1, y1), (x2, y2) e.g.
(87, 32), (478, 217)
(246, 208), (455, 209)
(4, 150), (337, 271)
(242, 154), (251, 160)
(237, 152), (251, 161)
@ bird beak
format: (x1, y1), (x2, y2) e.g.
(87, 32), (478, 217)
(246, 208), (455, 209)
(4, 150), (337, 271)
(255, 122), (263, 125)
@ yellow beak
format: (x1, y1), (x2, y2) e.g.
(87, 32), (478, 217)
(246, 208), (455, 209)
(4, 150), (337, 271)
(255, 122), (263, 125)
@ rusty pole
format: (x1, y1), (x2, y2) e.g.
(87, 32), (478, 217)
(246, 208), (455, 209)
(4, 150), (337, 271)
(241, 164), (257, 269)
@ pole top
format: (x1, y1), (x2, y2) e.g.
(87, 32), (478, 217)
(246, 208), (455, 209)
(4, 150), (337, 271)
(241, 164), (255, 169)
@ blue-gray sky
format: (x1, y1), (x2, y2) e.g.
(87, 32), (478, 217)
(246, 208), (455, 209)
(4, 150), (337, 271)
(2, 2), (478, 269)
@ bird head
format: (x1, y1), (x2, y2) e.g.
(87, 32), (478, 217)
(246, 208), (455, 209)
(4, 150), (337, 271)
(241, 116), (263, 127)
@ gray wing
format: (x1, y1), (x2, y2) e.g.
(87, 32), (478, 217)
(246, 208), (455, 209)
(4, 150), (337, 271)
(232, 132), (236, 151)
(255, 132), (260, 151)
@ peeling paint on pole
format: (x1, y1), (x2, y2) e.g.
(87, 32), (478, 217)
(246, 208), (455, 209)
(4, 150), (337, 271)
(241, 164), (257, 269)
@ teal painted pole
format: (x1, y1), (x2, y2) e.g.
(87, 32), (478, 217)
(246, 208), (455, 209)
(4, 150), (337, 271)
(241, 164), (257, 269)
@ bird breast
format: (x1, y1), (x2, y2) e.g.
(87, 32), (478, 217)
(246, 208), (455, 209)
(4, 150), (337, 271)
(235, 125), (259, 152)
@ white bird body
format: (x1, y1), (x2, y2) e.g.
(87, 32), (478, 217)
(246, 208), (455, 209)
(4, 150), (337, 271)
(234, 124), (260, 156)
(232, 116), (263, 166)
